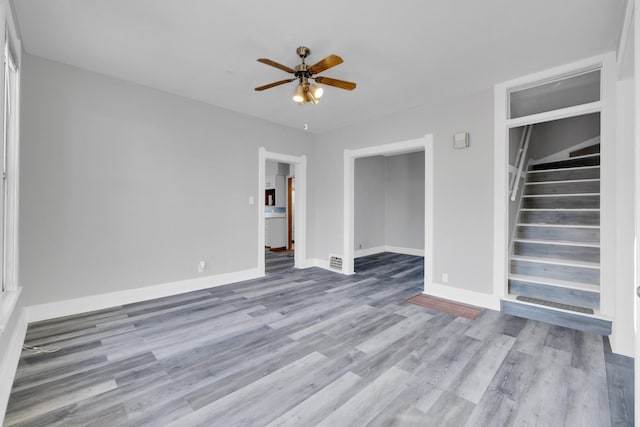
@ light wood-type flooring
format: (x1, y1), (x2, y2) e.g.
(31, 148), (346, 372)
(5, 252), (634, 426)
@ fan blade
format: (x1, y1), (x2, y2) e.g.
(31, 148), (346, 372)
(314, 76), (356, 91)
(309, 55), (343, 74)
(257, 58), (296, 74)
(255, 78), (296, 91)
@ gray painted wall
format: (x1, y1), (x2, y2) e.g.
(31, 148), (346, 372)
(385, 152), (425, 249)
(354, 156), (386, 250)
(311, 89), (493, 294)
(528, 112), (600, 160)
(19, 54), (312, 306)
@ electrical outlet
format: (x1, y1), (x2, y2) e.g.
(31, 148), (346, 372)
(359, 244), (362, 249)
(442, 273), (448, 283)
(197, 261), (206, 273)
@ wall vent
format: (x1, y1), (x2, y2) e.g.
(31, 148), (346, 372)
(328, 254), (343, 272)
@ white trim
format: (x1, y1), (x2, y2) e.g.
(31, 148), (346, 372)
(300, 258), (331, 271)
(617, 0), (635, 69)
(24, 268), (262, 323)
(258, 148), (307, 275)
(0, 0), (21, 332)
(343, 135), (433, 288)
(506, 101), (602, 128)
(508, 273), (599, 292)
(354, 246), (387, 258)
(0, 285), (19, 332)
(516, 223), (600, 229)
(531, 136), (600, 164)
(504, 54), (607, 93)
(510, 255), (600, 269)
(522, 193), (599, 198)
(525, 179), (600, 186)
(0, 306), (26, 422)
(343, 150), (355, 275)
(494, 77), (510, 302)
(493, 53), (613, 310)
(424, 139), (434, 293)
(384, 246), (425, 257)
(599, 52), (617, 319)
(3, 54), (19, 292)
(513, 238), (600, 248)
(423, 283), (500, 311)
(633, 0), (639, 413)
(528, 165), (600, 173)
(354, 245), (425, 258)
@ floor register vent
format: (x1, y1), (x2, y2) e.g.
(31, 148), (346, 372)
(329, 254), (343, 272)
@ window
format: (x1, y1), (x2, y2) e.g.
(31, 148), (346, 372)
(509, 69), (601, 119)
(1, 38), (17, 292)
(0, 7), (21, 330)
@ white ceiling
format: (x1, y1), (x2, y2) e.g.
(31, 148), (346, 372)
(13, 0), (626, 134)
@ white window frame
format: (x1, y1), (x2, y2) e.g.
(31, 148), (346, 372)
(0, 1), (21, 331)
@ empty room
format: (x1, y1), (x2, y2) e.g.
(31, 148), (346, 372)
(0, 0), (637, 425)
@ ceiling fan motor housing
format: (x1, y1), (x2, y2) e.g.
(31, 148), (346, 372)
(296, 46), (310, 59)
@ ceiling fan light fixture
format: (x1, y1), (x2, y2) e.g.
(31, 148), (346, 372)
(292, 84), (305, 103)
(305, 90), (319, 104)
(310, 84), (323, 99)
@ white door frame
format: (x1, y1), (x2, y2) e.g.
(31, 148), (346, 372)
(258, 148), (307, 275)
(493, 53), (616, 313)
(631, 0), (639, 417)
(342, 135), (433, 290)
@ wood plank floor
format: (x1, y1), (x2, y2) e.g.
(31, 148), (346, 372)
(5, 252), (634, 426)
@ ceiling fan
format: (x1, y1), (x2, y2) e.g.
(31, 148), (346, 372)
(255, 46), (356, 105)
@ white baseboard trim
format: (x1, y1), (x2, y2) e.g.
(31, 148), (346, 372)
(354, 246), (387, 258)
(25, 268), (263, 323)
(532, 136), (600, 165)
(424, 282), (501, 311)
(354, 246), (425, 258)
(0, 288), (22, 333)
(385, 246), (425, 257)
(0, 308), (27, 422)
(302, 258), (331, 270)
(295, 258), (325, 269)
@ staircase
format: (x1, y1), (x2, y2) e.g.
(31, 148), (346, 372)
(501, 146), (612, 335)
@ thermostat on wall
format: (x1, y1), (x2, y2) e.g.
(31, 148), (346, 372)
(453, 132), (470, 149)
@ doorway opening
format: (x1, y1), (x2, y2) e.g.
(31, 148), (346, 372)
(258, 148), (306, 276)
(507, 113), (601, 312)
(264, 160), (295, 273)
(494, 54), (615, 334)
(353, 151), (425, 266)
(343, 135), (433, 292)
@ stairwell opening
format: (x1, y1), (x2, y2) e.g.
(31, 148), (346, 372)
(494, 55), (616, 336)
(505, 113), (609, 334)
